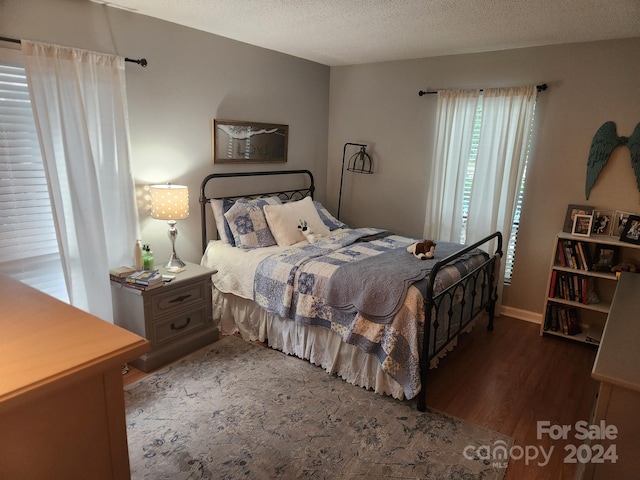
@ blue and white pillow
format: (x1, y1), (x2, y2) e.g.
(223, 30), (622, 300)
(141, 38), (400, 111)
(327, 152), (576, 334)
(313, 201), (347, 230)
(224, 197), (281, 249)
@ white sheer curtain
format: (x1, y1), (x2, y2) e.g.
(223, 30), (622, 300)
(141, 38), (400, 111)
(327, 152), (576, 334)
(423, 85), (537, 303)
(465, 86), (537, 246)
(21, 40), (139, 323)
(423, 89), (480, 241)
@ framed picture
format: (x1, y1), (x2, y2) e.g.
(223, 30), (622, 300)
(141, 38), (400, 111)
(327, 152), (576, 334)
(612, 211), (634, 237)
(591, 210), (613, 236)
(563, 204), (593, 233)
(572, 214), (593, 237)
(619, 214), (640, 245)
(213, 119), (288, 164)
(592, 244), (619, 272)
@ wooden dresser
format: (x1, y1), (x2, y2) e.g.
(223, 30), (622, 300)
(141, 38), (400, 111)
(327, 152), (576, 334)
(582, 271), (640, 479)
(0, 274), (149, 480)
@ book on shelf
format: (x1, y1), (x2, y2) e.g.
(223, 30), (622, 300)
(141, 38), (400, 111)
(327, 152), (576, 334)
(585, 325), (603, 345)
(543, 303), (581, 335)
(549, 272), (599, 305)
(556, 239), (593, 271)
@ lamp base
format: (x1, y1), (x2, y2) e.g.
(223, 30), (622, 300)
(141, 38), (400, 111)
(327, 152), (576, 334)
(165, 251), (186, 269)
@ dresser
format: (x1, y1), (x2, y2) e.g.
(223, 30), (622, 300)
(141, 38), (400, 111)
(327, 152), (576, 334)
(582, 272), (640, 479)
(111, 261), (218, 372)
(0, 274), (149, 480)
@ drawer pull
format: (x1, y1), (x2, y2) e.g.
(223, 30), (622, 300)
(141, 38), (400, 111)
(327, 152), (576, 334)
(171, 317), (191, 330)
(169, 294), (192, 303)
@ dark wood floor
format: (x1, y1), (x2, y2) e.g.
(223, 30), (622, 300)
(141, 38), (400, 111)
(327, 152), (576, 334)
(123, 316), (597, 480)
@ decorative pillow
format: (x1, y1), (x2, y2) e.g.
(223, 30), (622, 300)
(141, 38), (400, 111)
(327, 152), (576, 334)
(224, 197), (281, 249)
(264, 196), (330, 246)
(313, 200), (347, 230)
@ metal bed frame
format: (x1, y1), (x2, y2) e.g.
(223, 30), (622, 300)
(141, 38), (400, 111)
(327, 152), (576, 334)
(199, 169), (503, 411)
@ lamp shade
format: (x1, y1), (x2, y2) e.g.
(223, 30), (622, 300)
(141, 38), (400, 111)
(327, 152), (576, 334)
(149, 184), (189, 220)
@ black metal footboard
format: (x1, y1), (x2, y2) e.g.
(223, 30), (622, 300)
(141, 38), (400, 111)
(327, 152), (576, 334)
(416, 231), (503, 412)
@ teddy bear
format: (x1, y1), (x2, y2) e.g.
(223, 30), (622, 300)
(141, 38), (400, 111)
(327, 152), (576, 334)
(298, 219), (318, 243)
(406, 240), (436, 260)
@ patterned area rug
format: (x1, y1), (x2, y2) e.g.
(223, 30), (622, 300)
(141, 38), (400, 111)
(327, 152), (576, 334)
(125, 335), (510, 479)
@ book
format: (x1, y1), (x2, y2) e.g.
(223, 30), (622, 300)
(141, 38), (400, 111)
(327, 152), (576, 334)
(121, 280), (163, 291)
(125, 269), (162, 286)
(109, 265), (137, 278)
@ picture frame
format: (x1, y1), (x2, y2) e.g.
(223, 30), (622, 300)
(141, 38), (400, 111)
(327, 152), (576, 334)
(612, 211), (634, 237)
(572, 214), (593, 237)
(213, 119), (288, 164)
(619, 214), (640, 245)
(591, 210), (613, 236)
(592, 244), (619, 272)
(563, 204), (593, 233)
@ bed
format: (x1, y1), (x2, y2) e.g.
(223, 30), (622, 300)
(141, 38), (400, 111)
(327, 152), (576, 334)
(199, 169), (502, 411)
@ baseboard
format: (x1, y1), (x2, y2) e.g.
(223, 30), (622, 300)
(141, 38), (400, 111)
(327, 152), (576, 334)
(499, 305), (542, 324)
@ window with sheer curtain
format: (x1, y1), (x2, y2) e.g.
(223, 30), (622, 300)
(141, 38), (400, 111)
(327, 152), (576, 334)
(423, 86), (538, 291)
(0, 47), (68, 302)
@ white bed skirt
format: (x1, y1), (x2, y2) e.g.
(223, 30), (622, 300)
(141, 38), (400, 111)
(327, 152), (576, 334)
(212, 287), (476, 401)
(213, 286), (407, 399)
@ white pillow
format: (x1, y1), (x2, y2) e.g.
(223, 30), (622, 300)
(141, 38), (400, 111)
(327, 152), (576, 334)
(210, 199), (230, 243)
(263, 196), (330, 246)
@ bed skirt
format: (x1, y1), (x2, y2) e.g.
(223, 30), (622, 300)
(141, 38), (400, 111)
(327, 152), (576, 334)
(212, 287), (476, 401)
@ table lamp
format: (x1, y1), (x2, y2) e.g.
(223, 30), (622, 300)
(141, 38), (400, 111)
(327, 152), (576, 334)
(150, 184), (189, 269)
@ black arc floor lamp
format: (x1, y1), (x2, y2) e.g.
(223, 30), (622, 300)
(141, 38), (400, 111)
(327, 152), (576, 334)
(338, 142), (373, 220)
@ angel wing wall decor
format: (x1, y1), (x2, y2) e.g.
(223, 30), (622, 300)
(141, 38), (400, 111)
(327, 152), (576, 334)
(586, 121), (640, 199)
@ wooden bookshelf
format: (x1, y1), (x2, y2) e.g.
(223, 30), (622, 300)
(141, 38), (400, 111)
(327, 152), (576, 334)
(541, 232), (640, 346)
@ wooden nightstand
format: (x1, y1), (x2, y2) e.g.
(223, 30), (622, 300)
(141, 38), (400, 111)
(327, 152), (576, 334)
(110, 261), (218, 372)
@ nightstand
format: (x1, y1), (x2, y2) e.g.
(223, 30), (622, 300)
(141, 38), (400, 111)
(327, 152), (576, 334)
(110, 261), (218, 372)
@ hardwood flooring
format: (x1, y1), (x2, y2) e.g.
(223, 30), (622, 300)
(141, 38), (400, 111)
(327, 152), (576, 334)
(122, 316), (597, 480)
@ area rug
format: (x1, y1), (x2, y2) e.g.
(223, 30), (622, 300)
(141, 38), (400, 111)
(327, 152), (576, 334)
(125, 335), (510, 479)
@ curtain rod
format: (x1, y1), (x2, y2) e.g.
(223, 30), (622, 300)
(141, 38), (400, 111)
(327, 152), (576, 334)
(0, 35), (147, 67)
(418, 83), (547, 96)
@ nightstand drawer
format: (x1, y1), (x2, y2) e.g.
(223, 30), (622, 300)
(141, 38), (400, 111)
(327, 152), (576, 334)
(153, 307), (208, 345)
(151, 282), (207, 317)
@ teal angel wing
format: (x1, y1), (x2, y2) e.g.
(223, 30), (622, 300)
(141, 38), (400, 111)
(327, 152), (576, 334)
(627, 122), (640, 192)
(586, 121), (624, 199)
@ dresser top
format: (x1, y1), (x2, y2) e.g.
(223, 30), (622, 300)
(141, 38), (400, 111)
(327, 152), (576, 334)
(0, 274), (148, 410)
(592, 272), (640, 392)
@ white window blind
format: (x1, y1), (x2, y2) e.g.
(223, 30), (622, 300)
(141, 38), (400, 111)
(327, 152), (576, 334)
(0, 47), (68, 302)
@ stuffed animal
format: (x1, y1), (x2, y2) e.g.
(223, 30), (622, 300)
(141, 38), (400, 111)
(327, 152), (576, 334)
(407, 240), (436, 260)
(611, 261), (638, 273)
(298, 219), (318, 243)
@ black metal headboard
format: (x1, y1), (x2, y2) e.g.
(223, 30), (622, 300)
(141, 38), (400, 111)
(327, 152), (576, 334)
(199, 169), (315, 253)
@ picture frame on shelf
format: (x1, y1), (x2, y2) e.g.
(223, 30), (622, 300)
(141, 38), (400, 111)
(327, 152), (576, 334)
(591, 210), (613, 236)
(563, 204), (593, 233)
(592, 244), (619, 272)
(572, 214), (593, 237)
(619, 214), (640, 245)
(612, 211), (634, 237)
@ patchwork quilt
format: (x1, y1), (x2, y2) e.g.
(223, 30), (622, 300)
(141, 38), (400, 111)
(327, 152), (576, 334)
(253, 228), (488, 399)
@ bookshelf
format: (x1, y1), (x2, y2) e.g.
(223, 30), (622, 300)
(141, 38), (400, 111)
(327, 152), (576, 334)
(541, 232), (640, 346)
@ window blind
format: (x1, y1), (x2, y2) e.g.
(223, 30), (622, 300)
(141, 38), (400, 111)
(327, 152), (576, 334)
(0, 48), (69, 302)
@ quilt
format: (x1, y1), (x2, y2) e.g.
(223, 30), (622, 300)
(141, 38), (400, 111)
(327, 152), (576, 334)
(253, 228), (487, 399)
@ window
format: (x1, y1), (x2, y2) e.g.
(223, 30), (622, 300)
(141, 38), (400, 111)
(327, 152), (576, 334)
(0, 47), (68, 302)
(458, 95), (537, 284)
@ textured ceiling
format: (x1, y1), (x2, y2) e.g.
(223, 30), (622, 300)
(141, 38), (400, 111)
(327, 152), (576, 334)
(95, 0), (640, 66)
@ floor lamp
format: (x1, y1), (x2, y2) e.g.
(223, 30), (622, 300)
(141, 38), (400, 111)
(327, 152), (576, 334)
(337, 142), (373, 220)
(150, 184), (189, 269)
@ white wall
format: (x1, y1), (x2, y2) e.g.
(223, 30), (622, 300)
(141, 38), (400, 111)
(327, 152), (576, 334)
(4, 0), (640, 317)
(328, 39), (640, 315)
(1, 0), (330, 266)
